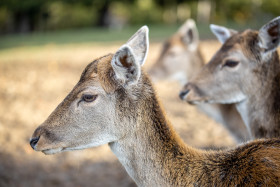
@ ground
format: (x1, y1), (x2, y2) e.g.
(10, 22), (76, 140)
(0, 41), (236, 187)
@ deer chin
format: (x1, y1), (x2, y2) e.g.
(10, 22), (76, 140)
(184, 93), (210, 104)
(187, 99), (209, 105)
(41, 145), (91, 155)
(61, 140), (114, 152)
(187, 91), (247, 105)
(42, 146), (89, 155)
(213, 93), (247, 104)
(42, 147), (63, 155)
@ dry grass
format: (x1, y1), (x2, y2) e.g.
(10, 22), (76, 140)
(0, 41), (235, 187)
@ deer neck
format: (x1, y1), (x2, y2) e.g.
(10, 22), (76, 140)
(235, 100), (251, 138)
(239, 52), (280, 138)
(109, 79), (200, 186)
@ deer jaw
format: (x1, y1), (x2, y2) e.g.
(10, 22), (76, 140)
(31, 26), (149, 155)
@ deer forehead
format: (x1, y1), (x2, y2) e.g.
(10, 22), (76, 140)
(239, 30), (262, 59)
(170, 45), (185, 54)
(78, 54), (117, 93)
(169, 35), (187, 48)
(215, 30), (260, 61)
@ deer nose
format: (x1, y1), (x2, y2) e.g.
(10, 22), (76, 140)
(30, 136), (40, 150)
(179, 89), (190, 100)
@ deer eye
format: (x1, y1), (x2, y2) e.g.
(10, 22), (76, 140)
(224, 60), (239, 68)
(82, 94), (97, 102)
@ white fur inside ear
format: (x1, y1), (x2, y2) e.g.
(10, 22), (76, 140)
(111, 45), (141, 86)
(126, 26), (149, 66)
(140, 26), (149, 66)
(210, 24), (232, 44)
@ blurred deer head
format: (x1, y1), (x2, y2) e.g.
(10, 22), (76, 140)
(149, 19), (204, 84)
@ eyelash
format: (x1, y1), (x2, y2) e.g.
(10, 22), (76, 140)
(82, 94), (97, 102)
(223, 60), (239, 68)
(77, 94), (98, 106)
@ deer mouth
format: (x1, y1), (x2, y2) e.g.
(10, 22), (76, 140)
(187, 99), (209, 105)
(42, 146), (85, 155)
(179, 84), (211, 103)
(179, 89), (210, 104)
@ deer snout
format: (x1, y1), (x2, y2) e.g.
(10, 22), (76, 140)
(179, 83), (192, 100)
(30, 136), (40, 150)
(179, 83), (207, 104)
(30, 125), (61, 152)
(179, 89), (190, 100)
(30, 126), (44, 150)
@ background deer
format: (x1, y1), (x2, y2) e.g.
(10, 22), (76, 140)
(149, 19), (249, 143)
(148, 19), (203, 84)
(180, 16), (280, 139)
(30, 26), (280, 186)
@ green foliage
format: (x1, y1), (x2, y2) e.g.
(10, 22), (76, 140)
(46, 2), (97, 30)
(130, 0), (163, 24)
(261, 0), (280, 16)
(0, 0), (47, 12)
(0, 7), (10, 30)
(0, 0), (279, 34)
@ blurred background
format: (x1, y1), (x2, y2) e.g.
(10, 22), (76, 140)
(0, 0), (279, 48)
(0, 0), (279, 187)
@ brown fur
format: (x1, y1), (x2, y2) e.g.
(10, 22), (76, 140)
(31, 50), (280, 186)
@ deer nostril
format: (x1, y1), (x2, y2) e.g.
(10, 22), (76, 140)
(179, 89), (190, 100)
(30, 136), (40, 150)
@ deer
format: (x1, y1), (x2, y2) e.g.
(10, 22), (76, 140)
(30, 26), (280, 186)
(148, 19), (204, 85)
(148, 19), (249, 143)
(180, 16), (280, 140)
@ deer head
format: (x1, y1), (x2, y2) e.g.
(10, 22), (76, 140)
(30, 26), (149, 155)
(148, 19), (203, 84)
(180, 16), (280, 105)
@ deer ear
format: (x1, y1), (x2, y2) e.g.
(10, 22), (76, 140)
(210, 24), (237, 44)
(111, 26), (149, 86)
(258, 16), (280, 52)
(179, 19), (199, 51)
(125, 26), (149, 66)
